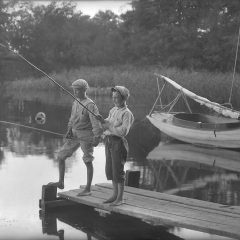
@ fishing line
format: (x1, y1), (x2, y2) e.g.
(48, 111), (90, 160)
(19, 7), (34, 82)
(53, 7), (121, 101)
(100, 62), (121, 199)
(0, 43), (98, 118)
(0, 120), (64, 137)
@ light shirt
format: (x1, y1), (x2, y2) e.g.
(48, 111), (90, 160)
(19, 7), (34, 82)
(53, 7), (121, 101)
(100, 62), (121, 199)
(68, 97), (102, 138)
(103, 105), (134, 138)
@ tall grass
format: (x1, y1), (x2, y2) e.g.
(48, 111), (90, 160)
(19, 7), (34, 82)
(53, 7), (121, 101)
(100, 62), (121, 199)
(5, 65), (240, 110)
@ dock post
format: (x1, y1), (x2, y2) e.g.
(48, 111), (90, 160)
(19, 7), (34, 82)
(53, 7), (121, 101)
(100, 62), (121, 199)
(39, 185), (77, 210)
(125, 170), (140, 188)
(39, 185), (57, 210)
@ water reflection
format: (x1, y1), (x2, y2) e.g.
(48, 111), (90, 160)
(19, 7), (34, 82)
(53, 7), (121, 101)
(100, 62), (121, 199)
(0, 96), (239, 239)
(39, 205), (183, 240)
(0, 97), (68, 160)
(1, 97), (240, 206)
(4, 125), (63, 158)
(0, 148), (4, 167)
(0, 96), (159, 163)
(1, 97), (70, 135)
(130, 142), (240, 206)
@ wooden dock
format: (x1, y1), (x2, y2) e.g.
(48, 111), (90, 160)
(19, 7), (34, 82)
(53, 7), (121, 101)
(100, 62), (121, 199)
(59, 183), (240, 239)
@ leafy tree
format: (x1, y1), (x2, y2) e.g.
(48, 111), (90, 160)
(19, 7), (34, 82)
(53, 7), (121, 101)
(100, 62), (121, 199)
(0, 0), (9, 44)
(8, 3), (125, 71)
(4, 0), (240, 74)
(0, 0), (11, 81)
(91, 10), (124, 64)
(121, 0), (240, 71)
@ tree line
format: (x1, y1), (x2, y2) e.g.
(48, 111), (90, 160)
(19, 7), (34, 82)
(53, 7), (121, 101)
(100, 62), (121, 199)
(0, 0), (240, 80)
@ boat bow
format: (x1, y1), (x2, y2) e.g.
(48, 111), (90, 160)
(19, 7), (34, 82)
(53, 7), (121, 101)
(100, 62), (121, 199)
(155, 74), (240, 119)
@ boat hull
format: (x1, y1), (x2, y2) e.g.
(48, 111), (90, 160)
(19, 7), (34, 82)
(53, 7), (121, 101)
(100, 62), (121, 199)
(147, 112), (240, 148)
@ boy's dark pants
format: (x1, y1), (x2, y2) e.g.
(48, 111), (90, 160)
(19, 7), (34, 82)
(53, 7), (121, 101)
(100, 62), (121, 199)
(105, 135), (127, 183)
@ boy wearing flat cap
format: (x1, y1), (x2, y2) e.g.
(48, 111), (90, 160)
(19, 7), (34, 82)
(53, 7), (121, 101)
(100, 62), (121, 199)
(48, 79), (102, 196)
(97, 85), (134, 206)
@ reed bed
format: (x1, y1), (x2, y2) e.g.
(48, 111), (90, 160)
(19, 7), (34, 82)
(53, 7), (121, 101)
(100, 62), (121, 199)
(5, 65), (240, 110)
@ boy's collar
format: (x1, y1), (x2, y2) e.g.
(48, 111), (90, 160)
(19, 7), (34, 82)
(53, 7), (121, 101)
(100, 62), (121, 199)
(116, 104), (127, 110)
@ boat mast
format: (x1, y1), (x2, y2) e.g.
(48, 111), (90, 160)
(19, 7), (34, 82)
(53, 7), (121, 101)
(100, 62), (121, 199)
(228, 24), (240, 104)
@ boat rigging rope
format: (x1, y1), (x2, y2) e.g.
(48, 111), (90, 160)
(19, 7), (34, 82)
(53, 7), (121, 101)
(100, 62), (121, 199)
(162, 92), (181, 112)
(0, 120), (64, 137)
(228, 24), (240, 104)
(0, 43), (98, 118)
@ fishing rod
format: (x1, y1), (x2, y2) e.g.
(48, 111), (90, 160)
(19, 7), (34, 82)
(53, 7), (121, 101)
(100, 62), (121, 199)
(0, 120), (64, 137)
(0, 43), (98, 118)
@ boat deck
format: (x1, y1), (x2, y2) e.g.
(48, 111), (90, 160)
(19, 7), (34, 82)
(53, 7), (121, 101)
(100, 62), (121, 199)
(59, 183), (240, 239)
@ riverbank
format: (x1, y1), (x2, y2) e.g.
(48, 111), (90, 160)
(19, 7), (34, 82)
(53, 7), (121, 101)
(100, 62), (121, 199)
(4, 65), (240, 109)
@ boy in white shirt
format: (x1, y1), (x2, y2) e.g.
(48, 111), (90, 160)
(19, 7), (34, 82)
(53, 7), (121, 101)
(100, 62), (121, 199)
(97, 86), (134, 206)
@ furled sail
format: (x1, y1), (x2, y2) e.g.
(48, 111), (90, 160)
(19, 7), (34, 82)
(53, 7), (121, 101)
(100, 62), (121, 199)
(155, 74), (240, 119)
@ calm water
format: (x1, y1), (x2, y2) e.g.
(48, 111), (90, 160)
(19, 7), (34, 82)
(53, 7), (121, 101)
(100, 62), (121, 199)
(0, 95), (239, 240)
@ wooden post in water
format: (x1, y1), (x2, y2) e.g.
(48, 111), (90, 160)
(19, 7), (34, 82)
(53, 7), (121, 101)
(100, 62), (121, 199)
(39, 185), (57, 210)
(125, 170), (140, 188)
(42, 185), (57, 201)
(39, 185), (77, 210)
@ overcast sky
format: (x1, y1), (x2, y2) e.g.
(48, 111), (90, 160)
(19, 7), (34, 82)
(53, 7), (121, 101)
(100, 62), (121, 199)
(7, 1), (132, 16)
(72, 0), (132, 16)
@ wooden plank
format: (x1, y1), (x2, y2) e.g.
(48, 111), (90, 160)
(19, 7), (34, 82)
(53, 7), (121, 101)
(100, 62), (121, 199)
(90, 186), (240, 225)
(60, 188), (240, 233)
(90, 187), (240, 232)
(96, 183), (240, 214)
(92, 185), (240, 219)
(58, 188), (240, 239)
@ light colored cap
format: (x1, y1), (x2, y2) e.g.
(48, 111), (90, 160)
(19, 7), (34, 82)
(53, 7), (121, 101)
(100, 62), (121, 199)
(111, 86), (130, 100)
(71, 79), (89, 89)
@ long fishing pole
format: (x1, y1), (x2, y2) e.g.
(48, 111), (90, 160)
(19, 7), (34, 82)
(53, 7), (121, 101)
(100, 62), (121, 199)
(0, 120), (64, 137)
(0, 43), (98, 118)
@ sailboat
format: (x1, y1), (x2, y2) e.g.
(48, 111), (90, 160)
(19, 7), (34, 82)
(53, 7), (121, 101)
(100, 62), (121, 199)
(147, 74), (240, 149)
(147, 25), (240, 149)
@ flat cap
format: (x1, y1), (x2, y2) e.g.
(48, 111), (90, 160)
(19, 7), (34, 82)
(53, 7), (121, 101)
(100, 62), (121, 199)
(111, 86), (130, 100)
(71, 79), (89, 89)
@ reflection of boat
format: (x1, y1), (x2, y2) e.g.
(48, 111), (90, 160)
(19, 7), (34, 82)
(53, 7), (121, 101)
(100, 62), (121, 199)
(147, 74), (240, 148)
(146, 142), (240, 199)
(147, 142), (240, 172)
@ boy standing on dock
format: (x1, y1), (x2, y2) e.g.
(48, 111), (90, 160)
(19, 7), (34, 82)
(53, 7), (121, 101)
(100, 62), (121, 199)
(97, 86), (134, 206)
(48, 79), (102, 196)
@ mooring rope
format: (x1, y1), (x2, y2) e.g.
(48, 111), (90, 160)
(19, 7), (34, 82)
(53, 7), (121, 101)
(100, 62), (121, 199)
(0, 120), (64, 137)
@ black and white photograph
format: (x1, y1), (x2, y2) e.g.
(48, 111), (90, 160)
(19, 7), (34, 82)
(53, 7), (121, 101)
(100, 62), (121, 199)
(0, 0), (240, 239)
